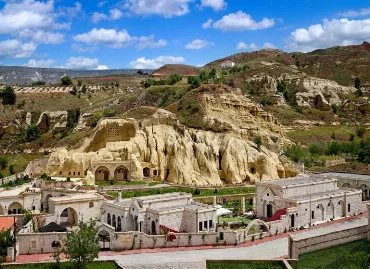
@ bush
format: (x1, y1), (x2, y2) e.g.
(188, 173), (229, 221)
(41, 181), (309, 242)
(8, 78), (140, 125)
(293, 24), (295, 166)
(25, 125), (41, 142)
(349, 133), (355, 141)
(31, 81), (45, 86)
(103, 108), (116, 117)
(188, 76), (201, 89)
(355, 77), (361, 89)
(285, 145), (306, 162)
(166, 73), (183, 85)
(8, 164), (15, 175)
(66, 108), (80, 130)
(356, 126), (366, 138)
(0, 156), (8, 170)
(86, 115), (101, 128)
(1, 85), (16, 105)
(254, 136), (262, 151)
(194, 188), (201, 195)
(332, 104), (339, 114)
(260, 98), (273, 106)
(277, 81), (286, 92)
(61, 75), (73, 86)
(355, 88), (363, 97)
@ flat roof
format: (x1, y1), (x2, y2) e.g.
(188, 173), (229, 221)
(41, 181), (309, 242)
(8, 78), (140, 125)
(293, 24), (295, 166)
(315, 172), (370, 181)
(288, 189), (360, 202)
(135, 192), (192, 203)
(259, 176), (335, 187)
(153, 203), (213, 212)
(50, 193), (103, 202)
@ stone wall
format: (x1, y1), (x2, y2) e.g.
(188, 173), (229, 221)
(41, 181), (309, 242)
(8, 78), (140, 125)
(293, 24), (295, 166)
(17, 232), (67, 255)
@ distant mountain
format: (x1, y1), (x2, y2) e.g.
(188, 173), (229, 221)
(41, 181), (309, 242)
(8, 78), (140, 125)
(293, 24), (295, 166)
(0, 66), (153, 84)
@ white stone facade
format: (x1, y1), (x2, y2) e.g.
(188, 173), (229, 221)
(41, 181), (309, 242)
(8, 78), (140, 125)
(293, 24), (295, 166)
(256, 176), (363, 229)
(102, 192), (217, 234)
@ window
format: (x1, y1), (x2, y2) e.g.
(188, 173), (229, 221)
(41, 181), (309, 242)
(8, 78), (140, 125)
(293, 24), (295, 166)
(311, 211), (314, 219)
(89, 202), (94, 208)
(199, 222), (203, 231)
(52, 241), (61, 248)
(204, 220), (208, 229)
(32, 206), (36, 210)
(108, 128), (119, 136)
(73, 172), (75, 176)
(69, 172), (71, 175)
(250, 167), (256, 174)
(219, 232), (224, 240)
(31, 241), (36, 249)
(153, 170), (157, 176)
(59, 171), (62, 175)
(209, 220), (213, 228)
(107, 213), (111, 225)
(78, 172), (80, 176)
(348, 204), (351, 212)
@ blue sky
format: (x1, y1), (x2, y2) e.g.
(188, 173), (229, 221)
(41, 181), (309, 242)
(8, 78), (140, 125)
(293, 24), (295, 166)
(0, 0), (370, 69)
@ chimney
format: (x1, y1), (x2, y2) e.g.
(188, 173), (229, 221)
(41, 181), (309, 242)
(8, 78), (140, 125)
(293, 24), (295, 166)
(118, 190), (122, 203)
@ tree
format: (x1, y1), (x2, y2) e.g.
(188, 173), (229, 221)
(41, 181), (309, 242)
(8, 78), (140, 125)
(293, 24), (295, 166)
(0, 228), (14, 265)
(355, 77), (361, 90)
(0, 156), (8, 170)
(276, 81), (286, 93)
(137, 69), (144, 75)
(166, 73), (182, 85)
(1, 85), (16, 105)
(25, 125), (40, 142)
(188, 76), (201, 89)
(67, 108), (81, 130)
(8, 164), (15, 175)
(356, 126), (367, 138)
(61, 75), (73, 86)
(63, 220), (99, 269)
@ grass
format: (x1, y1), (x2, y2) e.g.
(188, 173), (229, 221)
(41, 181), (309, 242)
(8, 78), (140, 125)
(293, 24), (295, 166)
(8, 261), (119, 269)
(207, 261), (285, 269)
(219, 216), (251, 223)
(292, 239), (369, 269)
(97, 181), (146, 186)
(108, 187), (255, 199)
(0, 152), (45, 177)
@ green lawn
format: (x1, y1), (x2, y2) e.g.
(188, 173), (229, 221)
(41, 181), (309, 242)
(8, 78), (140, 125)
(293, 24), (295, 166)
(108, 187), (255, 199)
(292, 239), (369, 269)
(207, 261), (285, 269)
(97, 180), (146, 186)
(8, 261), (118, 269)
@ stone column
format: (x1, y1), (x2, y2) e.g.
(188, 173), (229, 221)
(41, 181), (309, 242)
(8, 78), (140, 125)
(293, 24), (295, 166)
(118, 190), (123, 203)
(213, 196), (217, 206)
(241, 197), (246, 213)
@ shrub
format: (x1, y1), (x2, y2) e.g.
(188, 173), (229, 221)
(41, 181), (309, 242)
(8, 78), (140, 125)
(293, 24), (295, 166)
(61, 75), (73, 86)
(8, 164), (15, 175)
(1, 85), (16, 105)
(0, 156), (8, 170)
(86, 115), (101, 128)
(277, 81), (286, 92)
(25, 125), (41, 142)
(349, 133), (355, 141)
(355, 77), (361, 89)
(31, 81), (46, 86)
(194, 188), (201, 195)
(356, 126), (366, 138)
(254, 136), (262, 151)
(284, 145), (306, 162)
(66, 177), (71, 182)
(103, 108), (116, 117)
(260, 98), (273, 106)
(188, 76), (201, 89)
(66, 108), (80, 130)
(331, 104), (339, 114)
(166, 73), (183, 85)
(331, 132), (336, 140)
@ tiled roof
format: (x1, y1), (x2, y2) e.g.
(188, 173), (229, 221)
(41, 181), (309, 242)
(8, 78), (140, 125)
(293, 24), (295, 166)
(0, 217), (14, 231)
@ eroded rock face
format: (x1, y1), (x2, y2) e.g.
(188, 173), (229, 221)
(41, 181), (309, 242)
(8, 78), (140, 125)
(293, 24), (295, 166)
(75, 113), (93, 131)
(4, 119), (22, 135)
(46, 94), (298, 186)
(37, 111), (68, 134)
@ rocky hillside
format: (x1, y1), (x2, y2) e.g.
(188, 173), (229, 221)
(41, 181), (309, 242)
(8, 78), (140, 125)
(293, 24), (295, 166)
(151, 64), (200, 77)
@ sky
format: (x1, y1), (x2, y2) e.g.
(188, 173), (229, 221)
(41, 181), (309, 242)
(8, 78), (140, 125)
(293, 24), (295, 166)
(1, 0), (370, 70)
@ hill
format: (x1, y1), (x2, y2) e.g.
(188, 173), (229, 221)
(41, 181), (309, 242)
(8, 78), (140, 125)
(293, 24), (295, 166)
(151, 64), (200, 77)
(0, 66), (153, 84)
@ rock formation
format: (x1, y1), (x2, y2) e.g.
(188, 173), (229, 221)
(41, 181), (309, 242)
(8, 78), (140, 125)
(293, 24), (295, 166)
(36, 111), (68, 134)
(46, 91), (298, 186)
(4, 119), (22, 135)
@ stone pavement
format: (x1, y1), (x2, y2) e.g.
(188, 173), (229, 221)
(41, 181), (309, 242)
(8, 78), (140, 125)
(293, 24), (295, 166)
(15, 212), (368, 269)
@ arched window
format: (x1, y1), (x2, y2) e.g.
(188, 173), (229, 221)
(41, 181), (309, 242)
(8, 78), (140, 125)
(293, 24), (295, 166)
(89, 202), (94, 208)
(112, 214), (116, 229)
(117, 217), (122, 232)
(143, 167), (150, 177)
(107, 213), (111, 225)
(52, 241), (61, 248)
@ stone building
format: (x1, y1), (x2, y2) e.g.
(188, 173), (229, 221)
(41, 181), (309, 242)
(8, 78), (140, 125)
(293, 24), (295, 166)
(256, 176), (363, 229)
(0, 185), (41, 215)
(102, 192), (217, 234)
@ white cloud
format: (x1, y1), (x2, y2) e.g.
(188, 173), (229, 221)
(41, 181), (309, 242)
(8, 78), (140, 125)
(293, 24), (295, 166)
(63, 57), (109, 70)
(109, 9), (123, 20)
(339, 8), (370, 18)
(24, 59), (55, 68)
(92, 9), (123, 23)
(137, 35), (167, 49)
(97, 1), (108, 7)
(236, 42), (258, 50)
(185, 39), (214, 50)
(58, 2), (82, 18)
(123, 0), (194, 18)
(129, 56), (185, 69)
(19, 30), (65, 44)
(73, 28), (134, 48)
(202, 18), (213, 29)
(263, 42), (275, 49)
(0, 39), (37, 59)
(288, 18), (370, 52)
(200, 0), (226, 11)
(213, 11), (275, 31)
(71, 43), (98, 52)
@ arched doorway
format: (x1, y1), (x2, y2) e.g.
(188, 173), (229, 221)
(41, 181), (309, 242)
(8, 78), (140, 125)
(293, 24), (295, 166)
(266, 203), (273, 218)
(143, 167), (150, 178)
(45, 194), (53, 212)
(290, 214), (295, 228)
(326, 201), (334, 219)
(98, 230), (110, 250)
(337, 200), (345, 217)
(316, 204), (324, 221)
(114, 166), (129, 181)
(117, 217), (122, 232)
(95, 166), (110, 181)
(151, 221), (156, 235)
(359, 184), (369, 201)
(341, 182), (352, 188)
(8, 202), (22, 215)
(60, 207), (78, 226)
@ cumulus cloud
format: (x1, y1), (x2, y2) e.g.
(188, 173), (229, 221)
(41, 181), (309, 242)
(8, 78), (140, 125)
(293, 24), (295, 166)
(73, 28), (134, 48)
(92, 8), (123, 23)
(200, 0), (226, 11)
(129, 56), (185, 69)
(24, 59), (55, 68)
(58, 2), (82, 18)
(236, 42), (258, 50)
(71, 43), (98, 53)
(213, 11), (275, 31)
(98, 1), (108, 7)
(0, 39), (37, 59)
(137, 35), (167, 49)
(288, 18), (370, 52)
(185, 39), (214, 50)
(263, 42), (275, 49)
(202, 18), (213, 29)
(123, 0), (194, 18)
(19, 30), (65, 45)
(339, 8), (370, 18)
(63, 57), (109, 70)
